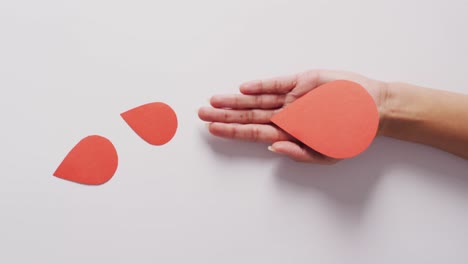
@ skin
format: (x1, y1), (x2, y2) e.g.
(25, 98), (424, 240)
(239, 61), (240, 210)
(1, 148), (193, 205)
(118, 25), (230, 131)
(198, 70), (468, 164)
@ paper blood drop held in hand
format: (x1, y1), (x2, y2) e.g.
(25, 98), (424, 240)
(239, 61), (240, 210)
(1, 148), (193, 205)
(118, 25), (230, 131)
(271, 80), (379, 159)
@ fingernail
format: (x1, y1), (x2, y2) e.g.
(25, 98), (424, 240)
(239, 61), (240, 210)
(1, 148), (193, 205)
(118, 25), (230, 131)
(268, 146), (276, 153)
(205, 123), (211, 129)
(241, 81), (255, 89)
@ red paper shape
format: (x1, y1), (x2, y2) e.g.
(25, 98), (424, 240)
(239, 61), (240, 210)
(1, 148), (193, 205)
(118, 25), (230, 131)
(121, 102), (178, 146)
(54, 135), (118, 185)
(271, 80), (379, 159)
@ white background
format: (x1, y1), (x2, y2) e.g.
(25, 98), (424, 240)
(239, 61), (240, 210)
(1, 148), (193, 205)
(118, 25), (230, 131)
(1, 0), (468, 263)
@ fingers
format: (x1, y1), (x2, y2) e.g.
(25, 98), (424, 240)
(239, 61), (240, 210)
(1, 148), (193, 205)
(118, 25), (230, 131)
(210, 94), (285, 109)
(269, 141), (338, 164)
(240, 74), (298, 95)
(309, 69), (371, 87)
(198, 106), (276, 124)
(287, 70), (373, 100)
(208, 123), (290, 143)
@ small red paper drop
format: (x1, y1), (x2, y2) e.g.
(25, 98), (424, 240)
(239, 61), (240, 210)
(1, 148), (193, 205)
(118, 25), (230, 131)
(54, 135), (118, 185)
(121, 102), (178, 146)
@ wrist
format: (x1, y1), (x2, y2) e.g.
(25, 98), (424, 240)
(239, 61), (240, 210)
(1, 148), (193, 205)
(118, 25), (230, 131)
(376, 81), (406, 137)
(376, 81), (393, 136)
(377, 82), (425, 138)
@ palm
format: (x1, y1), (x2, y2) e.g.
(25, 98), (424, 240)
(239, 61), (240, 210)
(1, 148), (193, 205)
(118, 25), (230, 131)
(198, 70), (384, 164)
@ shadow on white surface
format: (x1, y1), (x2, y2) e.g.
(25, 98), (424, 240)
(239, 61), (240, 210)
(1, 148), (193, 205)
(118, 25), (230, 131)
(202, 131), (468, 221)
(201, 131), (274, 161)
(276, 137), (468, 219)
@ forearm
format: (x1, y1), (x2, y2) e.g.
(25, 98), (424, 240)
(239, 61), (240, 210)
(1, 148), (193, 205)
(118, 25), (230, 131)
(379, 82), (468, 159)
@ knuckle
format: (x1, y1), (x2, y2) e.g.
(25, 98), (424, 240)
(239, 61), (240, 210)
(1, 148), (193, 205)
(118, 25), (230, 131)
(276, 95), (285, 106)
(255, 95), (263, 106)
(234, 95), (240, 108)
(231, 126), (238, 138)
(252, 126), (260, 142)
(247, 110), (255, 123)
(260, 80), (266, 91)
(273, 79), (280, 92)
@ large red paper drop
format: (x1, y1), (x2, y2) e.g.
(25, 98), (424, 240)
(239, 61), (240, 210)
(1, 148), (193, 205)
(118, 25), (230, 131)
(271, 80), (379, 159)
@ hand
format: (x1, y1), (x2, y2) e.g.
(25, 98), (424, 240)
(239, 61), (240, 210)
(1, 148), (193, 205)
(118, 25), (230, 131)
(198, 70), (388, 164)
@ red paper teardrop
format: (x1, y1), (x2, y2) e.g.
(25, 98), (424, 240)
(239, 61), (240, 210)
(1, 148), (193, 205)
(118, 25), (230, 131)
(54, 135), (118, 185)
(271, 80), (379, 159)
(121, 102), (178, 146)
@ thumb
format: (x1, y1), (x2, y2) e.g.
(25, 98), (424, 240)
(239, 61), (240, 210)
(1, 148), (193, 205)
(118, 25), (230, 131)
(269, 141), (338, 165)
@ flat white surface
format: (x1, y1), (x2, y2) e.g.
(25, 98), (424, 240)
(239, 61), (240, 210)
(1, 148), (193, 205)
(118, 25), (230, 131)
(1, 0), (468, 263)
